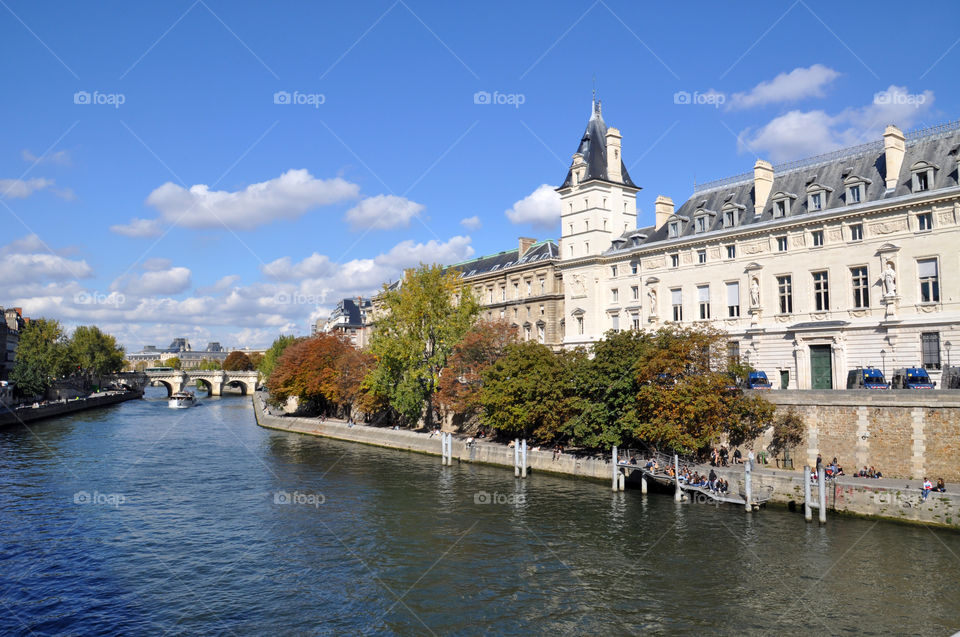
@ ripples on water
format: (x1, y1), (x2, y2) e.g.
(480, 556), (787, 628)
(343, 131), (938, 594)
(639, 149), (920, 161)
(1, 386), (958, 636)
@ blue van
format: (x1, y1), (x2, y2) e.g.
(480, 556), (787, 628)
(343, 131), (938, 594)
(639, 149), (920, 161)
(846, 368), (889, 389)
(892, 367), (935, 389)
(746, 371), (772, 389)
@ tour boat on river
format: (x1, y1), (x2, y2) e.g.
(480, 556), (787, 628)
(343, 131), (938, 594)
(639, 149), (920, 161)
(168, 391), (196, 409)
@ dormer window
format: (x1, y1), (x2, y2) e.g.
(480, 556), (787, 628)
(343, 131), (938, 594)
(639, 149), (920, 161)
(771, 192), (797, 218)
(843, 176), (871, 205)
(695, 216), (706, 233)
(805, 183), (833, 212)
(668, 221), (679, 238)
(720, 202), (744, 228)
(911, 160), (938, 193)
(724, 210), (735, 227)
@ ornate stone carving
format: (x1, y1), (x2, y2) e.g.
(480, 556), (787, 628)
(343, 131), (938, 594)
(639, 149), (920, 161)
(645, 257), (665, 270)
(570, 274), (587, 298)
(743, 241), (765, 255)
(828, 228), (842, 241)
(709, 246), (722, 259)
(869, 218), (907, 235)
(791, 235), (805, 248)
(681, 252), (694, 265)
(938, 210), (954, 226)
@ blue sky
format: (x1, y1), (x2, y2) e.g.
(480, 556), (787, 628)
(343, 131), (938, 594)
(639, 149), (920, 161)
(1, 0), (955, 350)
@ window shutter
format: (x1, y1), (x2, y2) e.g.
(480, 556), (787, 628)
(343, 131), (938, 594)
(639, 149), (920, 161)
(726, 282), (739, 306)
(671, 289), (682, 305)
(918, 259), (938, 277)
(697, 285), (710, 302)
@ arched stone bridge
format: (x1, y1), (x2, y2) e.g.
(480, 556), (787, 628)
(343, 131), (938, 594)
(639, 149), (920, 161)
(105, 370), (260, 397)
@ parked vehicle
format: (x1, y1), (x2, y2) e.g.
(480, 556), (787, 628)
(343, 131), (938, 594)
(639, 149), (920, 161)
(746, 371), (772, 389)
(941, 366), (960, 389)
(891, 367), (935, 389)
(846, 367), (889, 389)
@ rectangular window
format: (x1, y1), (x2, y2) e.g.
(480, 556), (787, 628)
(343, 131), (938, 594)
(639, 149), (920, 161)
(540, 279), (545, 294)
(777, 236), (788, 252)
(727, 341), (740, 367)
(695, 217), (706, 233)
(724, 210), (735, 228)
(697, 249), (706, 264)
(487, 289), (493, 303)
(811, 192), (822, 210)
(576, 316), (584, 334)
(922, 332), (941, 369)
(778, 276), (793, 314)
(611, 314), (620, 332)
(513, 282), (519, 298)
(775, 200), (786, 217)
(513, 308), (518, 318)
(851, 266), (869, 309)
(671, 254), (679, 268)
(850, 223), (863, 241)
(671, 288), (683, 321)
(813, 271), (829, 311)
(726, 245), (736, 259)
(501, 287), (506, 301)
(611, 288), (619, 303)
(537, 324), (545, 343)
(849, 185), (861, 203)
(726, 281), (740, 317)
(611, 265), (618, 277)
(526, 280), (532, 295)
(630, 262), (638, 275)
(918, 258), (940, 303)
(631, 285), (639, 301)
(499, 309), (505, 319)
(916, 172), (929, 191)
(631, 316), (640, 330)
(918, 212), (932, 231)
(812, 230), (824, 247)
(540, 304), (545, 316)
(668, 222), (679, 238)
(698, 285), (710, 319)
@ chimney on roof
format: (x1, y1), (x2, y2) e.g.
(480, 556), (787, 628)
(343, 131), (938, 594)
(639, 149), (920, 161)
(753, 160), (774, 215)
(605, 127), (622, 183)
(654, 195), (674, 230)
(883, 125), (906, 190)
(519, 237), (536, 256)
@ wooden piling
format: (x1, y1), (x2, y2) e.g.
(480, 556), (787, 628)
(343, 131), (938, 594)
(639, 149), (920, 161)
(744, 458), (752, 512)
(520, 439), (527, 478)
(804, 465), (813, 522)
(514, 439), (520, 477)
(818, 468), (827, 524)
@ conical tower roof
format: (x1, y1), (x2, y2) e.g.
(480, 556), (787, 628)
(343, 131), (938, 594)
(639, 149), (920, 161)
(559, 99), (638, 189)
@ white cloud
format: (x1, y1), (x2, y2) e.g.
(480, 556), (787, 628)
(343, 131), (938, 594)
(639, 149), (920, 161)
(110, 217), (164, 238)
(22, 149), (72, 166)
(505, 184), (561, 230)
(145, 169), (360, 231)
(738, 85), (936, 162)
(344, 194), (424, 231)
(142, 258), (172, 271)
(1, 234), (92, 284)
(460, 215), (482, 230)
(376, 236), (473, 269)
(262, 253), (335, 281)
(196, 274), (240, 294)
(112, 266), (192, 296)
(0, 177), (53, 199)
(728, 64), (841, 110)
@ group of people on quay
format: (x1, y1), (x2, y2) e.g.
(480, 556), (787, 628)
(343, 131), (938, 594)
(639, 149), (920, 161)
(632, 457), (731, 495)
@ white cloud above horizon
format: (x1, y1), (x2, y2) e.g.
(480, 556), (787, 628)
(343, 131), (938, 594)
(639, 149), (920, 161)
(505, 184), (560, 231)
(344, 194), (425, 231)
(110, 217), (164, 238)
(22, 149), (72, 166)
(460, 215), (482, 230)
(738, 85), (936, 162)
(728, 64), (841, 110)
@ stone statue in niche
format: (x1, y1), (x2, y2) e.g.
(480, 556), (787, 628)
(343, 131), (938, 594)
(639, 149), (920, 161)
(648, 289), (657, 315)
(571, 274), (586, 297)
(883, 262), (897, 297)
(750, 277), (760, 307)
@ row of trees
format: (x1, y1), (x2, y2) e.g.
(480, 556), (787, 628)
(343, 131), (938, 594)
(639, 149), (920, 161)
(11, 320), (125, 397)
(260, 265), (780, 455)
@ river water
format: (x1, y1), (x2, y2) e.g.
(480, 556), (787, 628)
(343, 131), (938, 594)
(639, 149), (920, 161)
(1, 386), (959, 636)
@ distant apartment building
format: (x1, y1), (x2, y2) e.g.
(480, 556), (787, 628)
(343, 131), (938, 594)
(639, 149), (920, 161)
(315, 298), (373, 348)
(450, 238), (565, 349)
(1, 307), (27, 382)
(127, 338), (232, 369)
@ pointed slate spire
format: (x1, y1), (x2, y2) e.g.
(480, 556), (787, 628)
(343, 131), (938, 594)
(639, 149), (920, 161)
(560, 99), (637, 189)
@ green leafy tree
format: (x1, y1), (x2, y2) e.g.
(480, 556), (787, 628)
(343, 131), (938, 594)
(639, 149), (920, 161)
(365, 264), (480, 427)
(436, 319), (517, 423)
(162, 356), (181, 370)
(248, 352), (264, 369)
(222, 351), (254, 371)
(196, 358), (221, 370)
(10, 318), (71, 397)
(478, 341), (574, 441)
(68, 325), (125, 384)
(259, 335), (297, 380)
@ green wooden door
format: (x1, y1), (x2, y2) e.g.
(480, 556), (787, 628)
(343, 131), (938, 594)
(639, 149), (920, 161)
(779, 369), (790, 389)
(810, 345), (833, 389)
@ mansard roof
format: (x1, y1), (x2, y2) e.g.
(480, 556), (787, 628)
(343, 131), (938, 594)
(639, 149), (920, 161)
(449, 240), (559, 279)
(559, 100), (638, 190)
(604, 120), (960, 254)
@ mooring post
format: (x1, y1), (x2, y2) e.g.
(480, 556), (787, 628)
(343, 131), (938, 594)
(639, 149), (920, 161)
(521, 439), (528, 478)
(446, 433), (452, 465)
(514, 439), (520, 477)
(674, 454), (682, 502)
(611, 446), (618, 491)
(803, 465), (813, 522)
(641, 474), (648, 494)
(818, 468), (827, 524)
(744, 459), (752, 512)
(618, 471), (625, 491)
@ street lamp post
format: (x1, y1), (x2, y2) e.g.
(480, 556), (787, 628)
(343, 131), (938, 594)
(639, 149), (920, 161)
(880, 348), (887, 379)
(946, 341), (952, 368)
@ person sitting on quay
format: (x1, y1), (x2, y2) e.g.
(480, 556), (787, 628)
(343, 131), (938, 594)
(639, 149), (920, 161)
(629, 456), (638, 465)
(870, 466), (882, 478)
(732, 448), (742, 464)
(710, 448), (720, 466)
(935, 478), (946, 493)
(719, 446), (729, 467)
(922, 477), (933, 501)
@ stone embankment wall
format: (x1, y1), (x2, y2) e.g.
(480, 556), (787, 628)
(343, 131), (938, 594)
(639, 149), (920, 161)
(753, 390), (960, 482)
(255, 392), (960, 529)
(0, 390), (143, 428)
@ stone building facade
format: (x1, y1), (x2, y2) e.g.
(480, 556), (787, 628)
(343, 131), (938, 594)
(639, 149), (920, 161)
(450, 238), (565, 349)
(558, 101), (960, 389)
(314, 297), (373, 348)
